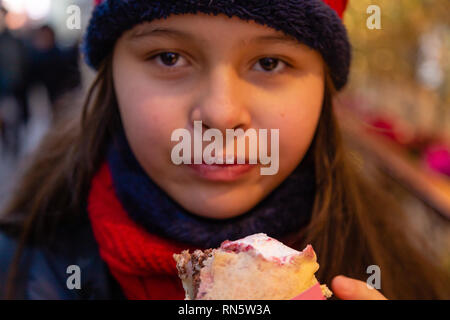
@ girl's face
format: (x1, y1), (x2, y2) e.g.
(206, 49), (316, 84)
(112, 13), (325, 219)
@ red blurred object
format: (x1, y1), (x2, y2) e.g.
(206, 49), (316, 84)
(367, 117), (399, 142)
(322, 0), (349, 18)
(424, 145), (450, 177)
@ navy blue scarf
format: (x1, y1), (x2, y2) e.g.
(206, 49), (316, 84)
(107, 130), (316, 248)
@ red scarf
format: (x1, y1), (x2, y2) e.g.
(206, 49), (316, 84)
(87, 162), (200, 300)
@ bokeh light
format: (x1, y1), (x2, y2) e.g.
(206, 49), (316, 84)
(3, 0), (51, 21)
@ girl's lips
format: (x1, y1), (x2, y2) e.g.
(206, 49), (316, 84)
(187, 163), (257, 181)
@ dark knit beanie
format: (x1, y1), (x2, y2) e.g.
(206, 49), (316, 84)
(83, 0), (351, 90)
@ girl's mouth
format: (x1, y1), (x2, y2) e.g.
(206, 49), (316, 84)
(187, 163), (257, 182)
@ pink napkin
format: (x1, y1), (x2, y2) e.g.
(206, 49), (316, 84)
(291, 283), (326, 300)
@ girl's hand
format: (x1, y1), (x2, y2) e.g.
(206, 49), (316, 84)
(331, 275), (388, 300)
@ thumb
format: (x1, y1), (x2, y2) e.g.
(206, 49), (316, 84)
(331, 275), (387, 300)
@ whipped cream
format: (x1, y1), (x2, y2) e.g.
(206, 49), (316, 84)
(220, 233), (313, 264)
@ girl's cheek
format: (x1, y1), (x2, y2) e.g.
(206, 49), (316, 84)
(261, 95), (322, 167)
(123, 99), (186, 149)
(115, 68), (187, 139)
(276, 113), (318, 168)
(114, 80), (187, 170)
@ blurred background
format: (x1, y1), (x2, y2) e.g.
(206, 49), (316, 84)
(0, 0), (92, 207)
(0, 1), (449, 263)
(339, 0), (450, 268)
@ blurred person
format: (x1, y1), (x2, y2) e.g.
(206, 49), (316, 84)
(29, 25), (81, 120)
(0, 0), (449, 301)
(0, 5), (29, 156)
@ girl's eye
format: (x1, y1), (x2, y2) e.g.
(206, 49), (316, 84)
(253, 57), (287, 73)
(151, 52), (188, 68)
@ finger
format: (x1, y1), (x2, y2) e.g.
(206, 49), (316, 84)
(331, 275), (387, 300)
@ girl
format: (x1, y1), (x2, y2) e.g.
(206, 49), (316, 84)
(1, 0), (449, 300)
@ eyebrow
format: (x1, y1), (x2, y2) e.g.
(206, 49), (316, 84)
(129, 27), (304, 49)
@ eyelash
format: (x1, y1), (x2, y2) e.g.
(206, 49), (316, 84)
(147, 52), (291, 74)
(147, 52), (188, 72)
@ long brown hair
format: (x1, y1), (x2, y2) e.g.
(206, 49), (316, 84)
(1, 55), (449, 299)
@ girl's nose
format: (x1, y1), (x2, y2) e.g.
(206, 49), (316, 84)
(190, 65), (251, 133)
